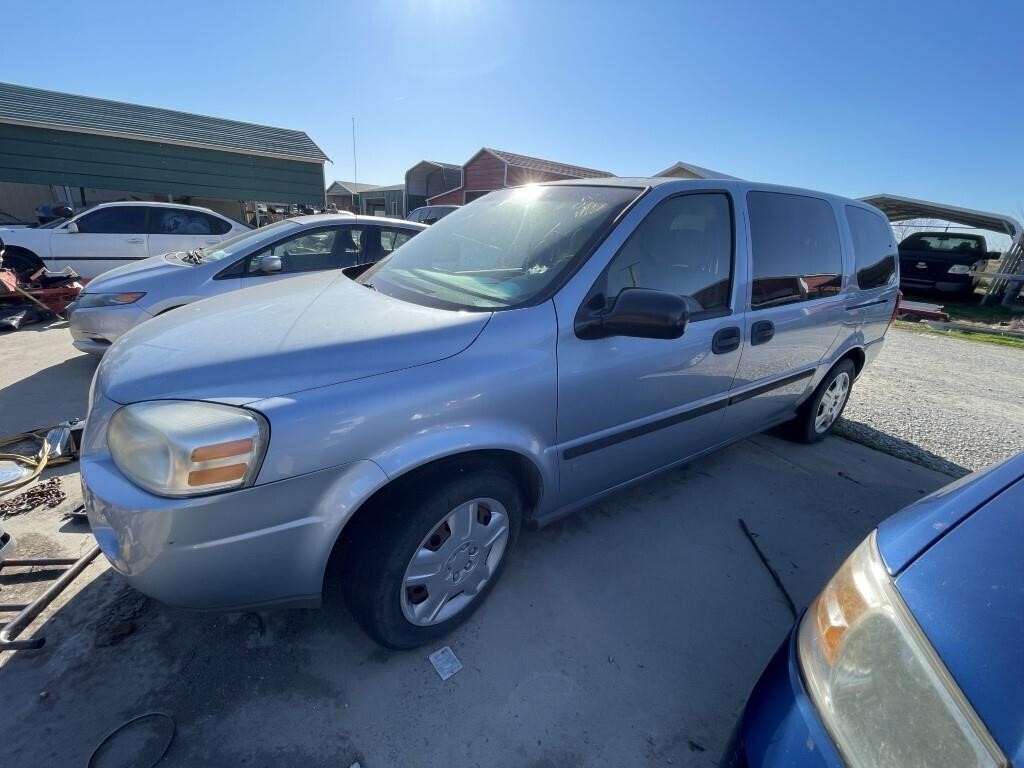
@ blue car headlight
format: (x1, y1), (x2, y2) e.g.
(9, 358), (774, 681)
(797, 531), (1006, 767)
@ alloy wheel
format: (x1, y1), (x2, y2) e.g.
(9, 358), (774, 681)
(814, 371), (851, 434)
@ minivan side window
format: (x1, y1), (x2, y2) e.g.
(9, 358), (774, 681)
(747, 192), (843, 310)
(601, 193), (733, 315)
(846, 206), (897, 290)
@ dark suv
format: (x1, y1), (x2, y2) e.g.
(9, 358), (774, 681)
(407, 205), (459, 225)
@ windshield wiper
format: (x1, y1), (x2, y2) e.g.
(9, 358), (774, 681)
(181, 247), (206, 265)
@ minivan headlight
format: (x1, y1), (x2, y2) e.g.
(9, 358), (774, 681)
(107, 401), (268, 497)
(947, 264), (974, 275)
(797, 531), (1006, 768)
(77, 292), (146, 308)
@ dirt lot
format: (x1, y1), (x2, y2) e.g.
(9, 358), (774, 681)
(0, 324), (984, 767)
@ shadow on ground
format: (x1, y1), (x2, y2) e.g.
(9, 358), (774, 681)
(0, 354), (97, 435)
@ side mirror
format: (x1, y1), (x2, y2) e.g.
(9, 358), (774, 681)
(577, 287), (689, 340)
(53, 205), (74, 219)
(65, 221), (79, 234)
(257, 254), (283, 274)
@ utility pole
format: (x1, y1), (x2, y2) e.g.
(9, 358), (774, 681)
(352, 117), (358, 187)
(352, 117), (359, 214)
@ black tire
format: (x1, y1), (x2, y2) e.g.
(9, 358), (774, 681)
(341, 460), (523, 649)
(787, 359), (856, 444)
(2, 247), (45, 280)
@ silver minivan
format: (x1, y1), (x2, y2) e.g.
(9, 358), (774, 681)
(82, 178), (900, 648)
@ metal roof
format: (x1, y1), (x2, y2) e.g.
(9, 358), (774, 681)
(860, 193), (1020, 240)
(408, 159), (462, 171)
(0, 81), (328, 163)
(653, 161), (741, 180)
(485, 148), (613, 178)
(326, 180), (383, 195)
(360, 184), (405, 194)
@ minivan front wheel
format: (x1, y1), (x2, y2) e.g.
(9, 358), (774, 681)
(788, 359), (855, 444)
(343, 463), (522, 649)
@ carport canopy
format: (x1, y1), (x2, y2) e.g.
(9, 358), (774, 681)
(860, 193), (1020, 240)
(861, 193), (1024, 304)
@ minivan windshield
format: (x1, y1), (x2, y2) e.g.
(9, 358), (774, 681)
(198, 220), (300, 262)
(358, 185), (641, 310)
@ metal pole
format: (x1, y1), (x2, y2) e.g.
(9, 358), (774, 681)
(0, 545), (100, 650)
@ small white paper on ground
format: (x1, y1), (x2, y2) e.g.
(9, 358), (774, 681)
(428, 646), (463, 681)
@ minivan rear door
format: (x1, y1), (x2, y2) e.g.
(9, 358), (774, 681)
(844, 205), (900, 343)
(722, 191), (846, 435)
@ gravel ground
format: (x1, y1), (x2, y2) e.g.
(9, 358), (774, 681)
(838, 327), (1024, 477)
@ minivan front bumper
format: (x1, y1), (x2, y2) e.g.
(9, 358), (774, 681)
(84, 455), (387, 610)
(81, 393), (389, 610)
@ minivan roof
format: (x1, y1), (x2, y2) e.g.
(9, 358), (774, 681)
(542, 176), (881, 212)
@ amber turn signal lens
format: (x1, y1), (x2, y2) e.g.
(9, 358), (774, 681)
(191, 438), (255, 462)
(188, 463), (247, 487)
(113, 292), (146, 304)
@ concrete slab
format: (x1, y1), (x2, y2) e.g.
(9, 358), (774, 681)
(0, 326), (951, 767)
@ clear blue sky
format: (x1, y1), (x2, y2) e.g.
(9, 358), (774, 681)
(3, 0), (1022, 218)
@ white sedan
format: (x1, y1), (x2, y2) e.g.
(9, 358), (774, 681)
(0, 201), (250, 279)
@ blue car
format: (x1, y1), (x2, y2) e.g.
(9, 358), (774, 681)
(727, 452), (1023, 768)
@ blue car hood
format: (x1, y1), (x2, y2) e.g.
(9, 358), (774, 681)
(876, 460), (1019, 765)
(96, 271), (490, 404)
(880, 463), (1024, 765)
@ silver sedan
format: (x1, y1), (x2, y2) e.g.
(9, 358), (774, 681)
(67, 214), (425, 354)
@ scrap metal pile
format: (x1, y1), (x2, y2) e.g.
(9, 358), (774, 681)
(0, 419), (94, 650)
(0, 239), (83, 331)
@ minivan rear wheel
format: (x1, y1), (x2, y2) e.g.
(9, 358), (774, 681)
(788, 359), (855, 444)
(342, 462), (522, 649)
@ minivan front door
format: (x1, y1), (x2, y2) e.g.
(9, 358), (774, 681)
(723, 191), (847, 436)
(555, 192), (743, 506)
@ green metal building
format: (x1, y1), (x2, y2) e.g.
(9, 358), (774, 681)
(0, 82), (328, 217)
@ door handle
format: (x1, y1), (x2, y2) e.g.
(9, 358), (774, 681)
(126, 237), (145, 244)
(750, 319), (775, 346)
(712, 326), (741, 354)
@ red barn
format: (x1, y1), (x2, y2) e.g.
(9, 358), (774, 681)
(427, 148), (613, 205)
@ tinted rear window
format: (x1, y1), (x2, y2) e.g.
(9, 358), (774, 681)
(747, 192), (843, 310)
(901, 234), (982, 253)
(846, 206), (897, 290)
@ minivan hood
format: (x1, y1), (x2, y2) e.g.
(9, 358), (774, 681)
(85, 253), (192, 290)
(97, 272), (491, 404)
